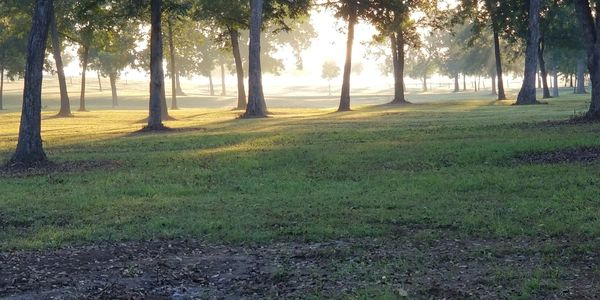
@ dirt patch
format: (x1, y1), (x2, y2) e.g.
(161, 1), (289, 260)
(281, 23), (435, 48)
(0, 160), (123, 178)
(515, 146), (600, 164)
(1, 234), (598, 299)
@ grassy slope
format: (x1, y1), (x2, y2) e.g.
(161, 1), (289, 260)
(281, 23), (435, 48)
(0, 82), (599, 250)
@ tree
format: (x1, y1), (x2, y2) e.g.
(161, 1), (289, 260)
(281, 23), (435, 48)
(322, 60), (341, 96)
(0, 3), (28, 111)
(516, 0), (541, 105)
(406, 31), (442, 92)
(367, 0), (436, 105)
(90, 22), (140, 108)
(50, 1), (72, 117)
(10, 0), (53, 166)
(244, 0), (267, 117)
(146, 0), (167, 130)
(573, 0), (600, 118)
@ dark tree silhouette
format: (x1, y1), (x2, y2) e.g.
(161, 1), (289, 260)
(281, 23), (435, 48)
(146, 0), (167, 130)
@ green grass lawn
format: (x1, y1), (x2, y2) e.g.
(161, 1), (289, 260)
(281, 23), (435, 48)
(1, 83), (598, 251)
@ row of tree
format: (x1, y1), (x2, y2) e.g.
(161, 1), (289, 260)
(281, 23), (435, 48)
(4, 0), (600, 167)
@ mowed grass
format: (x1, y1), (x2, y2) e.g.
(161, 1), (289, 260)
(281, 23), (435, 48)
(0, 80), (599, 250)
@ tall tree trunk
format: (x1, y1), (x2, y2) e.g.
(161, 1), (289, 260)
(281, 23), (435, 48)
(175, 72), (186, 96)
(244, 0), (267, 117)
(570, 74), (573, 87)
(229, 28), (246, 110)
(50, 9), (71, 117)
(454, 73), (460, 93)
(538, 38), (551, 98)
(463, 73), (467, 91)
(167, 17), (178, 109)
(109, 73), (118, 107)
(97, 72), (103, 91)
(491, 72), (497, 95)
(338, 0), (357, 112)
(220, 62), (226, 96)
(208, 73), (215, 96)
(573, 0), (600, 118)
(516, 0), (541, 105)
(576, 57), (587, 94)
(10, 0), (52, 166)
(390, 32), (407, 103)
(492, 17), (507, 99)
(79, 45), (90, 111)
(0, 66), (4, 110)
(146, 0), (166, 130)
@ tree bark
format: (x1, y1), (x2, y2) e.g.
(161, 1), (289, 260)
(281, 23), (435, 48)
(338, 0), (357, 112)
(244, 0), (267, 117)
(573, 0), (600, 117)
(50, 9), (71, 117)
(229, 28), (246, 110)
(146, 0), (166, 129)
(97, 72), (102, 91)
(390, 32), (407, 103)
(491, 13), (507, 99)
(175, 72), (186, 96)
(516, 0), (541, 105)
(552, 69), (559, 97)
(538, 37), (551, 98)
(220, 62), (226, 96)
(491, 72), (497, 95)
(109, 73), (118, 107)
(208, 73), (215, 96)
(10, 0), (52, 166)
(576, 57), (587, 94)
(167, 17), (178, 109)
(454, 73), (460, 93)
(79, 45), (90, 111)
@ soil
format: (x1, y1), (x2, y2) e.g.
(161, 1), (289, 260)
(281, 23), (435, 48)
(1, 233), (598, 299)
(515, 146), (600, 164)
(0, 160), (123, 178)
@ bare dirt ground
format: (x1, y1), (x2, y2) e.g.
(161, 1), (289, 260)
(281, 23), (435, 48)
(1, 231), (598, 299)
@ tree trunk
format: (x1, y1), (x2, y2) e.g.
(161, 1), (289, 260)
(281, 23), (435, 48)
(175, 72), (186, 96)
(573, 0), (600, 118)
(220, 62), (226, 96)
(576, 57), (587, 94)
(208, 73), (215, 96)
(96, 72), (102, 91)
(79, 45), (90, 111)
(390, 32), (407, 103)
(244, 0), (267, 118)
(338, 0), (357, 112)
(10, 0), (52, 166)
(516, 0), (541, 105)
(491, 72), (497, 95)
(422, 76), (428, 92)
(50, 9), (71, 117)
(167, 17), (178, 109)
(492, 18), (507, 99)
(146, 0), (166, 130)
(454, 73), (460, 93)
(538, 38), (551, 98)
(463, 73), (466, 91)
(109, 73), (118, 107)
(0, 66), (4, 110)
(229, 28), (246, 110)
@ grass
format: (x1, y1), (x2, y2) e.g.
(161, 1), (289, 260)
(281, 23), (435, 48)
(0, 79), (599, 251)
